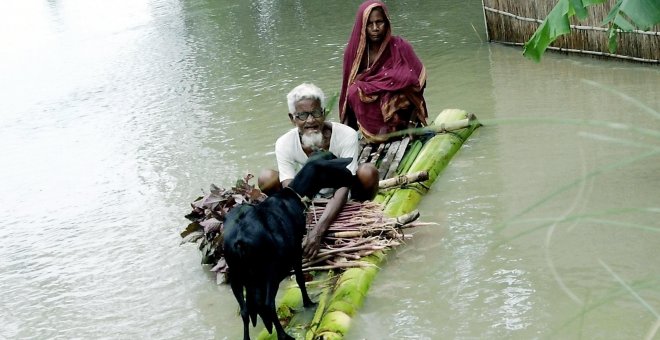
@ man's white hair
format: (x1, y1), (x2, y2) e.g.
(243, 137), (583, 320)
(286, 83), (325, 113)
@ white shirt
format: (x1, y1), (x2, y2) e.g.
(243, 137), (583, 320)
(275, 122), (359, 182)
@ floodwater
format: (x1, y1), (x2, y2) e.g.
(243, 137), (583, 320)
(1, 0), (658, 339)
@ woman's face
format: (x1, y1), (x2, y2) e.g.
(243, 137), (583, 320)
(366, 8), (387, 43)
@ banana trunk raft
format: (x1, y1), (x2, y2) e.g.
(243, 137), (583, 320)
(180, 109), (479, 339)
(256, 109), (480, 339)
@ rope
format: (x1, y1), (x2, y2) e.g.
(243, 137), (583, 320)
(311, 200), (319, 225)
(284, 186), (312, 209)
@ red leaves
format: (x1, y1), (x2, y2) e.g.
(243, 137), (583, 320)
(180, 174), (266, 281)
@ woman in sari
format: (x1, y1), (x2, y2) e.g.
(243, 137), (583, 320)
(339, 0), (428, 143)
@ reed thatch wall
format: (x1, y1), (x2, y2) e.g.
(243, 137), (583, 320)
(482, 0), (660, 63)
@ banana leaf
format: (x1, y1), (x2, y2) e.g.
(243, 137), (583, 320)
(523, 0), (660, 61)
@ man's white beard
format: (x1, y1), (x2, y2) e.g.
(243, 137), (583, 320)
(301, 131), (323, 149)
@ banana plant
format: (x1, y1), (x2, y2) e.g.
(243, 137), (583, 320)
(523, 0), (660, 61)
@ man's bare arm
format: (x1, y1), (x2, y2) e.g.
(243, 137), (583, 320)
(302, 186), (349, 259)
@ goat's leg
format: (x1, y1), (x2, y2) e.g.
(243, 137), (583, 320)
(273, 310), (294, 340)
(268, 298), (293, 340)
(294, 262), (314, 307)
(264, 280), (293, 340)
(230, 280), (251, 340)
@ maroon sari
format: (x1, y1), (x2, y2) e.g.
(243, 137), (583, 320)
(339, 0), (428, 142)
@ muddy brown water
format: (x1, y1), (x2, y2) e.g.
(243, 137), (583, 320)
(1, 0), (658, 339)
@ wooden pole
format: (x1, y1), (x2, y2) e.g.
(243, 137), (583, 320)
(378, 171), (429, 189)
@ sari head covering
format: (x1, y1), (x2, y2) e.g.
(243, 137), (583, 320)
(339, 0), (428, 143)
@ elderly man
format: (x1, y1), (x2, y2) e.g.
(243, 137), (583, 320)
(258, 83), (379, 259)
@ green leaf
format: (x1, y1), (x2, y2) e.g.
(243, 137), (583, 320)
(620, 0), (660, 29)
(325, 92), (339, 118)
(523, 0), (572, 61)
(524, 0), (660, 61)
(602, 0), (624, 24)
(614, 15), (636, 31)
(608, 25), (619, 53)
(601, 0), (660, 53)
(570, 0), (589, 19)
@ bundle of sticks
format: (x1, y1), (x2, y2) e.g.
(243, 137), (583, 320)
(181, 171), (435, 283)
(302, 199), (434, 272)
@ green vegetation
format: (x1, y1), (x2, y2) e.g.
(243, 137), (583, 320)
(524, 0), (660, 61)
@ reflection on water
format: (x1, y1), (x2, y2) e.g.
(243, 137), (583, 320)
(349, 44), (659, 339)
(1, 0), (658, 339)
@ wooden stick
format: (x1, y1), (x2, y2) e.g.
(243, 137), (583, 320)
(326, 230), (363, 238)
(384, 118), (474, 139)
(385, 136), (410, 179)
(395, 210), (421, 226)
(317, 244), (386, 257)
(379, 171), (429, 189)
(378, 140), (401, 180)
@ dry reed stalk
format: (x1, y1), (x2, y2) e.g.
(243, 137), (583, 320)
(299, 199), (432, 271)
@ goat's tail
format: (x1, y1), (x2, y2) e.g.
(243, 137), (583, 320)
(257, 283), (275, 333)
(245, 281), (274, 331)
(233, 240), (258, 327)
(231, 239), (276, 332)
(245, 283), (259, 327)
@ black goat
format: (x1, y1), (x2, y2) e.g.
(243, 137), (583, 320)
(223, 154), (354, 340)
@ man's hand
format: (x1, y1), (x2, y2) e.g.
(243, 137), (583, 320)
(302, 187), (349, 259)
(302, 228), (322, 259)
